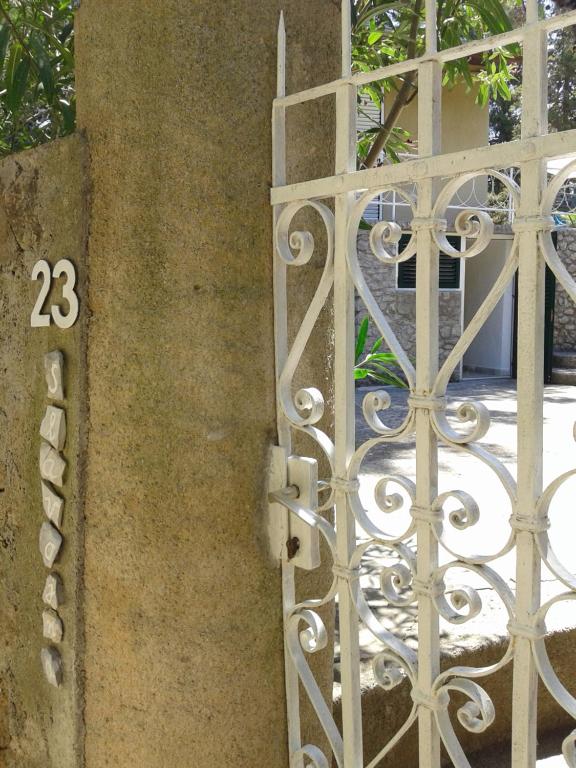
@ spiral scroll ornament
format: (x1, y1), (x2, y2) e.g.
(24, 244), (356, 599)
(433, 679), (497, 768)
(533, 594), (576, 726)
(441, 679), (496, 734)
(535, 460), (576, 590)
(431, 401), (491, 445)
(275, 201), (334, 267)
(346, 188), (416, 390)
(434, 490), (480, 532)
(432, 171), (519, 260)
(348, 473), (417, 545)
(354, 187), (418, 265)
(541, 158), (576, 307)
(292, 746), (331, 768)
(274, 199), (337, 500)
(563, 731), (576, 768)
(362, 389), (414, 439)
(368, 218), (416, 264)
(275, 201), (334, 430)
(286, 610), (344, 767)
(373, 651), (409, 691)
(379, 543), (417, 608)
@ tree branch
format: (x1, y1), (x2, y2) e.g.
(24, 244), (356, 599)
(363, 0), (424, 168)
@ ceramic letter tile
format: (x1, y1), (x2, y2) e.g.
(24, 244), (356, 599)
(41, 481), (64, 528)
(44, 351), (64, 400)
(39, 522), (63, 568)
(42, 574), (64, 610)
(40, 406), (66, 451)
(41, 646), (63, 687)
(42, 609), (63, 643)
(39, 442), (66, 487)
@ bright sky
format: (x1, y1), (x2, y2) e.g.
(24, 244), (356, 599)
(548, 156), (576, 176)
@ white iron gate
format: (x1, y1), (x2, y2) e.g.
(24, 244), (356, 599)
(269, 2), (576, 767)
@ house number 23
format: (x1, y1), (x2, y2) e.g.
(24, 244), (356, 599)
(30, 259), (79, 329)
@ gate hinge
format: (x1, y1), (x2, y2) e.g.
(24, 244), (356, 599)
(267, 446), (320, 571)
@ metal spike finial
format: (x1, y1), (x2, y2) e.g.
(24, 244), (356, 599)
(277, 11), (286, 98)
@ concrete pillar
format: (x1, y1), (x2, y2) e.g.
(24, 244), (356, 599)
(74, 3), (340, 767)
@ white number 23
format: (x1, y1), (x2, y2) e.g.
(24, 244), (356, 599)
(30, 259), (79, 329)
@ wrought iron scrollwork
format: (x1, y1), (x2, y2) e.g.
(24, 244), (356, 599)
(275, 200), (335, 431)
(273, 96), (576, 768)
(286, 609), (344, 768)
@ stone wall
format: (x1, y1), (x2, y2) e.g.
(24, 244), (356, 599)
(554, 228), (576, 352)
(0, 136), (88, 768)
(355, 233), (462, 380)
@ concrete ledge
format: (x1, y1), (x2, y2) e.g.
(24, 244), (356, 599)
(334, 627), (575, 767)
(551, 367), (576, 385)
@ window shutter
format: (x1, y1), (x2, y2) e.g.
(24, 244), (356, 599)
(397, 235), (461, 289)
(357, 98), (382, 133)
(358, 96), (383, 223)
(439, 250), (461, 289)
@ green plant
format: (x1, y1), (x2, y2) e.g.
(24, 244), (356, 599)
(352, 0), (522, 167)
(354, 316), (408, 387)
(0, 0), (75, 156)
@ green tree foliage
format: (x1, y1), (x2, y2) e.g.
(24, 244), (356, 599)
(489, 84), (521, 144)
(352, 0), (522, 166)
(0, 0), (75, 156)
(548, 25), (576, 133)
(2, 0), (575, 161)
(489, 1), (576, 145)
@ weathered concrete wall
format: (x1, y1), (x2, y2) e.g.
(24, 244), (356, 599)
(355, 232), (462, 379)
(385, 81), (489, 154)
(554, 228), (576, 352)
(74, 2), (340, 768)
(0, 136), (88, 767)
(335, 628), (575, 768)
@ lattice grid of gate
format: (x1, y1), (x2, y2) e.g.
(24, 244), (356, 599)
(269, 2), (576, 767)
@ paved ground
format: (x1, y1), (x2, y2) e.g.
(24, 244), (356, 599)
(345, 377), (576, 664)
(329, 381), (573, 768)
(472, 728), (568, 768)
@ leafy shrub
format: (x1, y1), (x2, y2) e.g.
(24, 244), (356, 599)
(0, 1), (75, 156)
(355, 316), (408, 388)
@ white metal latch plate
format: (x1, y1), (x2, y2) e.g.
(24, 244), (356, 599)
(268, 447), (320, 570)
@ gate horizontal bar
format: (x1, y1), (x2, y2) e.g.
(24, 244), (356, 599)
(275, 10), (576, 109)
(271, 128), (576, 206)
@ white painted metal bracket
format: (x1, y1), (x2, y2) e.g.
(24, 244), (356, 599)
(267, 446), (288, 564)
(285, 454), (320, 570)
(268, 448), (320, 571)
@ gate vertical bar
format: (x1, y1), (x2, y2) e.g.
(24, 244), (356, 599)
(415, 3), (442, 766)
(273, 14), (302, 766)
(512, 1), (548, 766)
(334, 2), (363, 765)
